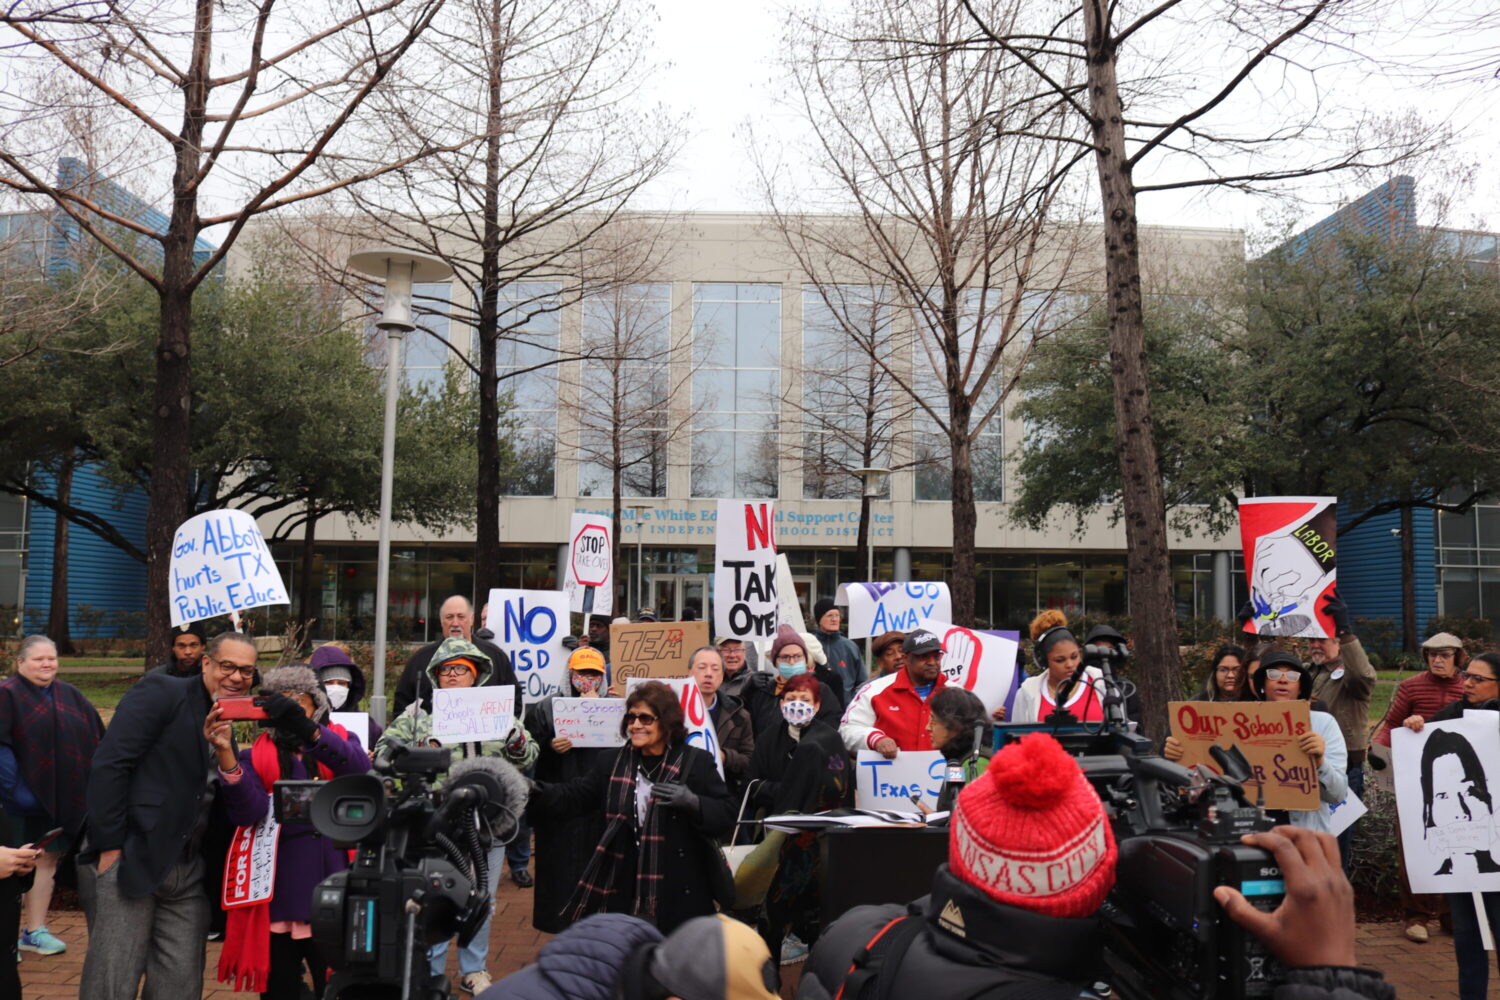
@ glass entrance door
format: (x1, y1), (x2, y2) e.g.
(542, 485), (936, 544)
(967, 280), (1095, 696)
(647, 574), (712, 622)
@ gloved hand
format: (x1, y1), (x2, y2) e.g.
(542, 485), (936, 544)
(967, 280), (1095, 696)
(257, 693), (320, 745)
(1321, 589), (1351, 637)
(651, 782), (699, 815)
(1236, 600), (1256, 628)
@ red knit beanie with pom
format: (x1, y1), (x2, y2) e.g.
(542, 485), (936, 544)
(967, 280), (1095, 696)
(948, 732), (1117, 918)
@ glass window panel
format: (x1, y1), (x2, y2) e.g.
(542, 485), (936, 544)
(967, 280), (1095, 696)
(692, 299), (736, 368)
(1440, 509), (1477, 547)
(692, 432), (734, 497)
(1443, 569), (1481, 618)
(693, 370), (735, 413)
(1478, 505), (1500, 548)
(499, 429), (555, 496)
(1481, 570), (1500, 621)
(1084, 568), (1128, 616)
(736, 369), (778, 410)
(734, 301), (781, 367)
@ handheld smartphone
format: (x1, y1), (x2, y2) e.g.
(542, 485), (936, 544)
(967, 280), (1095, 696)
(30, 827), (64, 851)
(218, 695), (268, 721)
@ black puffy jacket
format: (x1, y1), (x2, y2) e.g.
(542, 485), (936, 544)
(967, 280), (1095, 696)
(480, 913), (662, 1000)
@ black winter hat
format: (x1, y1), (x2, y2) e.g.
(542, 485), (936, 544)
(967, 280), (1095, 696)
(813, 598), (838, 622)
(1249, 650), (1313, 701)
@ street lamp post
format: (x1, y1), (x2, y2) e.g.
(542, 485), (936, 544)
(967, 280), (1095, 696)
(853, 467), (891, 667)
(626, 502), (653, 617)
(347, 247), (452, 726)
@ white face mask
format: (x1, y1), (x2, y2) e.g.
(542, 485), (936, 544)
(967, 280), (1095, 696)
(781, 699), (816, 727)
(325, 685), (350, 710)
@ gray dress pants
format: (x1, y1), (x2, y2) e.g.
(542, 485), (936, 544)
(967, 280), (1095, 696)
(77, 854), (209, 1000)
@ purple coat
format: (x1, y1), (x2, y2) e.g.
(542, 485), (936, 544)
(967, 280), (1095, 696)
(219, 726), (370, 923)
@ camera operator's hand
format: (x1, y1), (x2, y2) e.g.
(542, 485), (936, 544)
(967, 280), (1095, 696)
(1298, 730), (1326, 768)
(257, 693), (320, 746)
(651, 782), (700, 815)
(1214, 825), (1356, 969)
(873, 737), (899, 760)
(1163, 735), (1185, 762)
(1321, 588), (1351, 637)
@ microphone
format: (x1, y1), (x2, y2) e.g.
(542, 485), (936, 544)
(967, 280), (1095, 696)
(444, 755), (530, 843)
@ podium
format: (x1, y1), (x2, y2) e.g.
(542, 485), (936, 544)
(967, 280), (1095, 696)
(818, 826), (949, 924)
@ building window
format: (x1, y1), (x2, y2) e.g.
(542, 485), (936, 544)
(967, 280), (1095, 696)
(691, 283), (780, 498)
(497, 282), (559, 497)
(577, 284), (672, 498)
(365, 281), (456, 391)
(1437, 498), (1500, 621)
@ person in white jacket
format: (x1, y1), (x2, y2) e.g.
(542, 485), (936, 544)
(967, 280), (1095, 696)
(1007, 609), (1107, 724)
(1165, 649), (1346, 834)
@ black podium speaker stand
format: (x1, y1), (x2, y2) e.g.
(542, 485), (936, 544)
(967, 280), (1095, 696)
(819, 826), (949, 924)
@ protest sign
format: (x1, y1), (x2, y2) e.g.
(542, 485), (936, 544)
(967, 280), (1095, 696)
(624, 676), (722, 777)
(774, 553), (804, 629)
(487, 588), (570, 702)
(714, 500), (778, 640)
(855, 750), (946, 812)
(1392, 714), (1500, 894)
(1239, 497), (1338, 639)
(169, 509), (289, 627)
(553, 697), (626, 748)
(918, 619), (1022, 715)
(330, 712), (371, 749)
(432, 686), (517, 744)
(564, 513), (613, 617)
(1327, 789), (1367, 839)
(1167, 700), (1320, 812)
(608, 621), (709, 695)
(836, 582), (951, 638)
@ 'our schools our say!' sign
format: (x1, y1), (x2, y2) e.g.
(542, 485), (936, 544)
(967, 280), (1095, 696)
(170, 509), (289, 626)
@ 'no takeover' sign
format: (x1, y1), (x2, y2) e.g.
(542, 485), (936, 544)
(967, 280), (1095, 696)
(713, 499), (778, 640)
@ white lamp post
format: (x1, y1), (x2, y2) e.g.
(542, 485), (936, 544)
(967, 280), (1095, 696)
(347, 247), (452, 725)
(853, 467), (891, 666)
(627, 502), (653, 617)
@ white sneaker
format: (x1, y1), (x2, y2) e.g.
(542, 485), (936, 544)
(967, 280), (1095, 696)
(460, 970), (492, 995)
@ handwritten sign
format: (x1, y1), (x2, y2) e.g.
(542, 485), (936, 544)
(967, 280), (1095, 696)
(624, 676), (723, 777)
(714, 500), (778, 640)
(1239, 497), (1337, 639)
(487, 588), (570, 702)
(553, 697), (626, 748)
(608, 621), (709, 696)
(1392, 714), (1500, 894)
(169, 509), (289, 626)
(330, 712), (371, 748)
(1327, 789), (1367, 839)
(565, 513), (613, 616)
(836, 582), (951, 639)
(919, 619), (1021, 714)
(432, 686), (517, 744)
(1168, 700), (1318, 812)
(855, 750), (945, 811)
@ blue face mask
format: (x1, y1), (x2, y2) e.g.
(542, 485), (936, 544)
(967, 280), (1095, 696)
(778, 661), (807, 680)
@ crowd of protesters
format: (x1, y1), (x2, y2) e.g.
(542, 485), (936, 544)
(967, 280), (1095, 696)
(0, 583), (1475, 1000)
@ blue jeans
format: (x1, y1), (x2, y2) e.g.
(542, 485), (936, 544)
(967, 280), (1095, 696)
(1336, 763), (1364, 873)
(427, 844), (504, 979)
(1447, 891), (1500, 1000)
(506, 766), (534, 871)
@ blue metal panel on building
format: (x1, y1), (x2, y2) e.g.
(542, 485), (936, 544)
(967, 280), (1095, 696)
(1336, 502), (1437, 635)
(23, 465), (148, 637)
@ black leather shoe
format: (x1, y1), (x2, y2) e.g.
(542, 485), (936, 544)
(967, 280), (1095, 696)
(511, 868), (533, 888)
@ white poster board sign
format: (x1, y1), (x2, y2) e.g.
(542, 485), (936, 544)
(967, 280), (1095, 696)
(432, 686), (517, 744)
(564, 513), (613, 616)
(330, 712), (371, 749)
(169, 509), (289, 626)
(487, 588), (571, 703)
(1327, 789), (1367, 839)
(553, 697), (626, 748)
(855, 749), (946, 812)
(1239, 496), (1338, 639)
(624, 676), (723, 778)
(919, 619), (1021, 714)
(1393, 713), (1500, 894)
(837, 582), (951, 639)
(713, 499), (778, 640)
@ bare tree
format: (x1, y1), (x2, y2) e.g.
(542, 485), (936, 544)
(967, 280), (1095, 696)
(300, 0), (680, 601)
(958, 0), (1472, 736)
(758, 0), (1085, 625)
(0, 0), (451, 665)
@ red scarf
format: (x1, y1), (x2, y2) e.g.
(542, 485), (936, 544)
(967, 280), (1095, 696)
(217, 728), (345, 992)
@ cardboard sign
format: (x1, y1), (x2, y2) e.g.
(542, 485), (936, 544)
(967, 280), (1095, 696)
(855, 750), (946, 812)
(714, 500), (778, 640)
(169, 509), (289, 626)
(487, 588), (571, 703)
(624, 676), (723, 777)
(1392, 713), (1500, 894)
(565, 513), (613, 617)
(553, 697), (626, 748)
(836, 582), (951, 638)
(608, 621), (710, 696)
(1167, 700), (1320, 812)
(918, 619), (1022, 714)
(330, 712), (371, 749)
(1239, 497), (1337, 639)
(432, 686), (517, 744)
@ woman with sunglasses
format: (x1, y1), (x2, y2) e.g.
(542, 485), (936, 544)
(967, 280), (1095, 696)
(528, 680), (734, 933)
(1193, 645), (1250, 702)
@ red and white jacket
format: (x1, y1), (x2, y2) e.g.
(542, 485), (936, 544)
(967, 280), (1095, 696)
(839, 669), (947, 753)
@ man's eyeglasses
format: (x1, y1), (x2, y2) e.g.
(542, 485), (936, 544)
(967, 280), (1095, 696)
(213, 661), (257, 680)
(624, 712), (658, 725)
(1461, 671), (1498, 684)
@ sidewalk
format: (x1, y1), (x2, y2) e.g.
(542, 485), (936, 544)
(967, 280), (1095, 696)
(19, 890), (1497, 999)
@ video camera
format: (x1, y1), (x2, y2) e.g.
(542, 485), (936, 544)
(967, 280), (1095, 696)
(1003, 642), (1285, 1000)
(272, 740), (526, 1000)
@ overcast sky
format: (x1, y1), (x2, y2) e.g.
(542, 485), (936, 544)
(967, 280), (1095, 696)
(637, 0), (1499, 240)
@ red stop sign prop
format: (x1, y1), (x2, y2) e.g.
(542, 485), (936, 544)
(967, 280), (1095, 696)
(570, 524), (610, 587)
